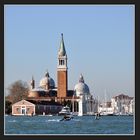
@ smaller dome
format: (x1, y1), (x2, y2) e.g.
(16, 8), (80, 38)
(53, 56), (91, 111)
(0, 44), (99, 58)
(74, 74), (90, 96)
(39, 71), (55, 89)
(74, 82), (90, 96)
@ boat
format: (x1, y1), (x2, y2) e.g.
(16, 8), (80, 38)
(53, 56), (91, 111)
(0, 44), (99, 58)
(60, 114), (73, 121)
(95, 96), (101, 119)
(46, 114), (53, 116)
(95, 112), (101, 120)
(58, 106), (72, 116)
(114, 112), (133, 116)
(99, 111), (114, 116)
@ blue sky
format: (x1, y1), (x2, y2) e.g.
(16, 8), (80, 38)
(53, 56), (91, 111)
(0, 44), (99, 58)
(4, 5), (134, 101)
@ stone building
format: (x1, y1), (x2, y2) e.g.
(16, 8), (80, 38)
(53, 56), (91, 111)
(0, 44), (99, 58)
(26, 34), (78, 115)
(12, 99), (35, 116)
(28, 71), (57, 98)
(111, 94), (134, 115)
(74, 74), (95, 116)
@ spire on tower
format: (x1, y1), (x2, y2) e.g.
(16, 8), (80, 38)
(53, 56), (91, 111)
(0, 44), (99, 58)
(58, 33), (66, 56)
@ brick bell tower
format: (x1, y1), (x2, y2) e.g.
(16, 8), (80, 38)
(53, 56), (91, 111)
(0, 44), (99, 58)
(57, 33), (68, 98)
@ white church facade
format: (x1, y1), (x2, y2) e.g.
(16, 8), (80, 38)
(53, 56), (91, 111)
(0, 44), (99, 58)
(74, 74), (95, 116)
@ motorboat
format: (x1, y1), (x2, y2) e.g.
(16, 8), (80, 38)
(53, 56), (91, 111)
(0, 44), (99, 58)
(99, 110), (114, 116)
(58, 106), (72, 116)
(60, 114), (73, 121)
(99, 112), (114, 116)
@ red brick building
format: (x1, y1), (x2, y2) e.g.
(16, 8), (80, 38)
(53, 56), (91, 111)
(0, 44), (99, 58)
(12, 99), (35, 116)
(57, 33), (68, 98)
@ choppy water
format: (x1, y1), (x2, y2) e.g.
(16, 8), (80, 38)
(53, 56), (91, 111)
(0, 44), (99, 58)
(5, 115), (134, 135)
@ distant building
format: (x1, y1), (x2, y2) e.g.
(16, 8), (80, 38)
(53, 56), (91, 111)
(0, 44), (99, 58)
(111, 94), (134, 115)
(129, 99), (134, 114)
(97, 94), (134, 115)
(98, 101), (114, 115)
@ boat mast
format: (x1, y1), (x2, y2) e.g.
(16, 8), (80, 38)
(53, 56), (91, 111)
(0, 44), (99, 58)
(104, 89), (107, 112)
(97, 95), (99, 113)
(72, 95), (74, 113)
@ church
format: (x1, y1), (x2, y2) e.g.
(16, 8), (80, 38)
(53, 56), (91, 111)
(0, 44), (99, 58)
(12, 34), (96, 116)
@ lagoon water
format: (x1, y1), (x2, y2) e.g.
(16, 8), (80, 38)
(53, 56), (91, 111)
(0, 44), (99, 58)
(5, 115), (134, 135)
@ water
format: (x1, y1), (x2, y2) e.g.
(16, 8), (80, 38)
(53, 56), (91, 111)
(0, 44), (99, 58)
(5, 115), (134, 135)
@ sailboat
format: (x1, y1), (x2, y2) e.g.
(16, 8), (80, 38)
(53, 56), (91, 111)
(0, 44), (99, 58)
(100, 89), (114, 116)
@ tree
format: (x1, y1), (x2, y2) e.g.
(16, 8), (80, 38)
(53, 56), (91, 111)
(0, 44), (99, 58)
(6, 80), (29, 104)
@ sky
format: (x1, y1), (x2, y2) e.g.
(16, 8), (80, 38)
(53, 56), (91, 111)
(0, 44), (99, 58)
(4, 5), (135, 101)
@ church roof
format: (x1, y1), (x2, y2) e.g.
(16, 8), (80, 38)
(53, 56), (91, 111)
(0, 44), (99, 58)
(12, 99), (35, 106)
(40, 71), (55, 88)
(74, 74), (90, 96)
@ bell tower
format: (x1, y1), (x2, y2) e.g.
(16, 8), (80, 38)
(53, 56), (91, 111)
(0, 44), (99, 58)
(57, 33), (68, 98)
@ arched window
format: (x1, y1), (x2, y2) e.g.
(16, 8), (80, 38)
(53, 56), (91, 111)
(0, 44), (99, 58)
(59, 60), (65, 65)
(62, 60), (64, 65)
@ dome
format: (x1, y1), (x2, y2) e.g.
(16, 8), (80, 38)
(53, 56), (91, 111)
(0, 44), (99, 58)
(74, 74), (90, 96)
(40, 77), (55, 87)
(74, 82), (90, 96)
(39, 71), (55, 89)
